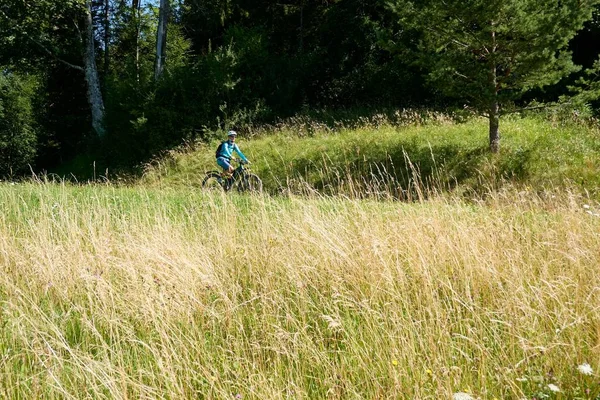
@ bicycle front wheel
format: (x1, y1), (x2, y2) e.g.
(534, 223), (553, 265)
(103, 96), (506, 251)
(237, 173), (263, 193)
(202, 172), (225, 192)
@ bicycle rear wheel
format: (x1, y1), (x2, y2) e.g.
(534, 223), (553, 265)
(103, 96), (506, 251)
(202, 172), (225, 192)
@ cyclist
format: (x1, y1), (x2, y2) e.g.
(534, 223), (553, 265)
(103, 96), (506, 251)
(215, 130), (249, 176)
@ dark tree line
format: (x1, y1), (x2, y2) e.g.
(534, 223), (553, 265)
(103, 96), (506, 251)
(1, 0), (599, 177)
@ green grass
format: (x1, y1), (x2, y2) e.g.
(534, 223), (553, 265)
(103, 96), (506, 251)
(142, 115), (600, 198)
(1, 182), (600, 399)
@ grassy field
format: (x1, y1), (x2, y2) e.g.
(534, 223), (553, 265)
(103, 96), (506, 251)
(142, 115), (600, 199)
(1, 182), (600, 399)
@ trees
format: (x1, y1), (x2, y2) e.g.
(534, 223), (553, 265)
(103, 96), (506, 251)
(0, 0), (106, 138)
(388, 0), (600, 152)
(1, 0), (599, 175)
(567, 8), (600, 108)
(0, 72), (38, 177)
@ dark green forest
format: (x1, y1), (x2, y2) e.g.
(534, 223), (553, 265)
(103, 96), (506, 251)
(1, 0), (600, 178)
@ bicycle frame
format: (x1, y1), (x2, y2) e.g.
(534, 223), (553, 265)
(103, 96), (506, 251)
(223, 161), (249, 190)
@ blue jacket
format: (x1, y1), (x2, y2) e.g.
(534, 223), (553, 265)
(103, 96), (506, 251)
(216, 140), (248, 162)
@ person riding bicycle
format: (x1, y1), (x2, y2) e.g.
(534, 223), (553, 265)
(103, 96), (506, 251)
(215, 130), (249, 176)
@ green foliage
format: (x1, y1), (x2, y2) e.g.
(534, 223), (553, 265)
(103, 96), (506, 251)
(180, 0), (426, 111)
(564, 56), (600, 112)
(103, 23), (270, 166)
(386, 0), (600, 113)
(2, 0), (600, 173)
(0, 0), (96, 172)
(0, 71), (38, 177)
(0, 0), (86, 71)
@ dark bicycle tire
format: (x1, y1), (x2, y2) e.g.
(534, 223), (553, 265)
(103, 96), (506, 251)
(202, 172), (226, 192)
(237, 173), (263, 193)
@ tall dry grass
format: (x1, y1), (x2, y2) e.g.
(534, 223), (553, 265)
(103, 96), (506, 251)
(1, 183), (600, 399)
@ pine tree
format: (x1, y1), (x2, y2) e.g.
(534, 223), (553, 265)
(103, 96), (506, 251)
(388, 0), (600, 152)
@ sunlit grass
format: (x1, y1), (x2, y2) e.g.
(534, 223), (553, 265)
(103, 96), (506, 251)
(142, 115), (600, 198)
(1, 182), (600, 399)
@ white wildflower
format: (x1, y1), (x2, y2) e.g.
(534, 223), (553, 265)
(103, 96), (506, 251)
(453, 393), (475, 400)
(578, 363), (593, 375)
(583, 204), (591, 209)
(547, 384), (560, 393)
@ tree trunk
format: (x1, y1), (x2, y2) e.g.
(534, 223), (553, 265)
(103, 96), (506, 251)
(154, 0), (169, 80)
(103, 0), (110, 79)
(488, 28), (499, 153)
(133, 0), (141, 83)
(489, 101), (500, 153)
(299, 1), (304, 52)
(84, 0), (106, 137)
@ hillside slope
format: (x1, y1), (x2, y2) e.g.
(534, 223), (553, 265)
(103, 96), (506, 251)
(143, 115), (600, 198)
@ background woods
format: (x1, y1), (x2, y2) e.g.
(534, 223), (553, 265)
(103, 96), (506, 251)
(1, 0), (599, 177)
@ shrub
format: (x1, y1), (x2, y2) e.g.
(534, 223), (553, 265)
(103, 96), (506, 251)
(0, 71), (38, 177)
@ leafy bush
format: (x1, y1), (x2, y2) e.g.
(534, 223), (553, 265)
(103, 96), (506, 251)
(0, 71), (38, 177)
(102, 25), (272, 168)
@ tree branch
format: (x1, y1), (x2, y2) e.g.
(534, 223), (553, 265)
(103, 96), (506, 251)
(504, 104), (547, 113)
(0, 7), (84, 71)
(27, 36), (84, 71)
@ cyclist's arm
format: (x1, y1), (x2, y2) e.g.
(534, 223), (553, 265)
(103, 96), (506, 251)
(234, 144), (249, 162)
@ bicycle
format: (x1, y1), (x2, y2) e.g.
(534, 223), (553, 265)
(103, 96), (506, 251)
(202, 159), (263, 193)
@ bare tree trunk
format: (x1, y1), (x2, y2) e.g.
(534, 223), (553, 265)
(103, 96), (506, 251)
(84, 0), (106, 137)
(133, 0), (141, 83)
(154, 0), (169, 80)
(488, 28), (499, 153)
(299, 1), (304, 52)
(103, 0), (110, 78)
(489, 100), (500, 153)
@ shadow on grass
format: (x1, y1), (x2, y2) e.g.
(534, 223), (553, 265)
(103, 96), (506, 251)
(285, 140), (534, 199)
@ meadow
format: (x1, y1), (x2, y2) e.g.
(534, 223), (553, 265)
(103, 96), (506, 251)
(1, 182), (599, 399)
(142, 114), (600, 199)
(2, 114), (600, 399)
